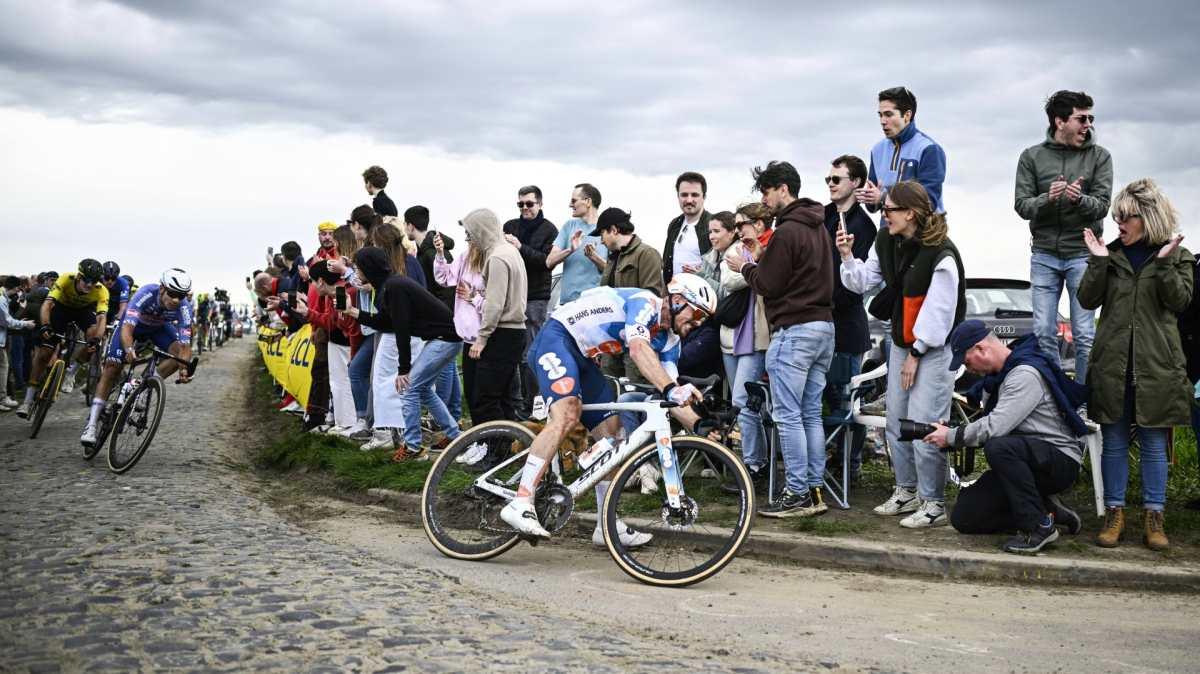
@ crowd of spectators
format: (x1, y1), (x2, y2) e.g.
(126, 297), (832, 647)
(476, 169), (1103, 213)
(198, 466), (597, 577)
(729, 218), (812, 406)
(218, 87), (1199, 555)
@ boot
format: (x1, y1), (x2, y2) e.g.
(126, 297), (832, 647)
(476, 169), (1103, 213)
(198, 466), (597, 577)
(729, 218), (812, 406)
(1096, 506), (1124, 548)
(1143, 509), (1169, 551)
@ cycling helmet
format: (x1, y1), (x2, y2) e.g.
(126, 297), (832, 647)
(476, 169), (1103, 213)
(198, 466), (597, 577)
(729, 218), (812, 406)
(160, 268), (192, 294)
(102, 261), (121, 277)
(78, 258), (104, 279)
(666, 273), (717, 317)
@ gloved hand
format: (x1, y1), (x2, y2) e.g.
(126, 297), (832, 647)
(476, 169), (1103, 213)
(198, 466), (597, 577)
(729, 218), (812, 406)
(38, 324), (53, 339)
(665, 383), (699, 407)
(693, 417), (721, 438)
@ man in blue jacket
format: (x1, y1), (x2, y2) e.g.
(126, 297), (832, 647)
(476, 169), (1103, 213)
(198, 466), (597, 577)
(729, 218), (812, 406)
(855, 86), (947, 217)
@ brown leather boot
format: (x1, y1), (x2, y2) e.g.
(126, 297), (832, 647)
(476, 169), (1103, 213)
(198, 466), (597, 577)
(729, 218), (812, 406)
(1097, 506), (1124, 548)
(1144, 509), (1169, 551)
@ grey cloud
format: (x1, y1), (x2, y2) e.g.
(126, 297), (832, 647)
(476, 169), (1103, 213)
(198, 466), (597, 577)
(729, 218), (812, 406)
(0, 0), (1197, 180)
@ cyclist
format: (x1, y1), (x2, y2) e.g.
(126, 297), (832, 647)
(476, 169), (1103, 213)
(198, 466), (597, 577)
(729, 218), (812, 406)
(101, 261), (130, 334)
(16, 259), (110, 418)
(81, 268), (196, 446)
(195, 292), (212, 346)
(499, 273), (718, 546)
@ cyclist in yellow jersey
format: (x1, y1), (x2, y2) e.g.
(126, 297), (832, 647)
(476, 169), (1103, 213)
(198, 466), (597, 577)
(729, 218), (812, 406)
(16, 259), (110, 418)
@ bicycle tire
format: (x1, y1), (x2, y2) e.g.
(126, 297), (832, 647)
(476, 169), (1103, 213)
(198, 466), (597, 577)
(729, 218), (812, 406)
(603, 437), (754, 588)
(421, 420), (535, 561)
(107, 377), (166, 474)
(29, 360), (65, 440)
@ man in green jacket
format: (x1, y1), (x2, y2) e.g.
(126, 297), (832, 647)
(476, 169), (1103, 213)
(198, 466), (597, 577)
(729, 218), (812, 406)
(1014, 90), (1113, 387)
(594, 207), (664, 386)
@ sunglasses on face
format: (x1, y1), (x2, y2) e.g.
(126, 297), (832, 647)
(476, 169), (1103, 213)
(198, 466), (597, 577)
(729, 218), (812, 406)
(80, 276), (100, 284)
(570, 197), (590, 206)
(1113, 211), (1141, 221)
(880, 206), (907, 213)
(1072, 114), (1095, 124)
(824, 176), (849, 185)
(517, 201), (539, 209)
(165, 289), (188, 300)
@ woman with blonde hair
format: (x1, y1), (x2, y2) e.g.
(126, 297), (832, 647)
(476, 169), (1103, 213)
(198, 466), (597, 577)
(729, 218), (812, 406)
(433, 230), (486, 460)
(1080, 177), (1193, 550)
(838, 180), (967, 529)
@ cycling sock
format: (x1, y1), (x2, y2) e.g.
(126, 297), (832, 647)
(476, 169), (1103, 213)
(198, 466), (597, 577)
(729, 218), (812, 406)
(594, 481), (611, 527)
(514, 454), (547, 503)
(88, 399), (104, 426)
(67, 362), (80, 376)
(23, 387), (37, 404)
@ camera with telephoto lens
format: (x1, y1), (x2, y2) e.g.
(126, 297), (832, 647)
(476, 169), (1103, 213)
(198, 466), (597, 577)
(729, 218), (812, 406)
(897, 418), (959, 442)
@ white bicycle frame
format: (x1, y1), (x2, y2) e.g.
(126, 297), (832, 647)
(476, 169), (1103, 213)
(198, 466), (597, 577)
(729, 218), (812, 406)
(470, 400), (687, 509)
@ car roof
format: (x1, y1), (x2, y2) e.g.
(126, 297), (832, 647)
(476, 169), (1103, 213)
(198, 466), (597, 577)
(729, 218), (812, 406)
(966, 278), (1031, 290)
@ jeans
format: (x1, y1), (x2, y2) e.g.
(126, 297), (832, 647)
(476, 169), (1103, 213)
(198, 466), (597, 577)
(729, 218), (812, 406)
(722, 351), (767, 467)
(1030, 252), (1094, 385)
(10, 334), (25, 389)
(1100, 382), (1169, 511)
(825, 351), (865, 469)
(348, 332), (375, 418)
(765, 322), (834, 495)
(436, 360), (462, 422)
(884, 343), (953, 501)
(402, 339), (463, 449)
(617, 391), (650, 438)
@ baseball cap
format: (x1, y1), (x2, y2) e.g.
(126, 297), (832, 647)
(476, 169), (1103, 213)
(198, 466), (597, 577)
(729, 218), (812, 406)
(948, 319), (992, 370)
(588, 208), (632, 237)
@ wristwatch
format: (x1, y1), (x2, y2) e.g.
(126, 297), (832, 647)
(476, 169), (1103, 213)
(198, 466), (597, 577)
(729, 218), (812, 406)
(909, 347), (924, 359)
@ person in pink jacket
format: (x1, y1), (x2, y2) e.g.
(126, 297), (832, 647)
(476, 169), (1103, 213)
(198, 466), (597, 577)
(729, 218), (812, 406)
(433, 231), (486, 413)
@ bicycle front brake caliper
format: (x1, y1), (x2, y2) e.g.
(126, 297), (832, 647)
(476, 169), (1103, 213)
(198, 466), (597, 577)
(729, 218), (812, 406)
(654, 430), (684, 509)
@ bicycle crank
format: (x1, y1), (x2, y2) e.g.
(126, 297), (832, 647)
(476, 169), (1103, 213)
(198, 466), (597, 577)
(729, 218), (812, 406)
(535, 482), (574, 533)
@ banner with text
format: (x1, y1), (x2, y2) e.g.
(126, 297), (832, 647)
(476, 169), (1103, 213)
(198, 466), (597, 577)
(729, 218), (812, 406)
(258, 324), (314, 407)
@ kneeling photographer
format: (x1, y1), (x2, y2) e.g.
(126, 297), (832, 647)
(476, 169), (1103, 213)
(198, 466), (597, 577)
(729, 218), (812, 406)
(923, 320), (1090, 554)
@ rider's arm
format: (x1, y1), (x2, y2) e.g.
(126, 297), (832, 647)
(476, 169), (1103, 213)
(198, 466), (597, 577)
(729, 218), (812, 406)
(120, 320), (136, 351)
(39, 297), (54, 326)
(628, 338), (702, 430)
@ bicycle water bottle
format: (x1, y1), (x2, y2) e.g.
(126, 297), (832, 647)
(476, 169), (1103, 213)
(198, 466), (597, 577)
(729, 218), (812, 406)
(578, 438), (613, 470)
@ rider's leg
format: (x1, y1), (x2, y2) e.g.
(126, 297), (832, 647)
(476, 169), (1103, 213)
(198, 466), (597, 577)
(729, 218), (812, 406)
(23, 345), (55, 404)
(502, 397), (582, 538)
(155, 341), (186, 378)
(87, 361), (124, 428)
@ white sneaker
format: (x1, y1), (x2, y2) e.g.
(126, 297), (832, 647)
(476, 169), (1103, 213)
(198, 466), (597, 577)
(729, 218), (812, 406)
(282, 400), (304, 415)
(325, 425), (349, 436)
(61, 376), (75, 395)
(624, 463), (661, 495)
(359, 428), (396, 452)
(874, 485), (920, 516)
(15, 402), (32, 419)
(0, 396), (18, 409)
(592, 521), (653, 548)
(500, 501), (550, 540)
(455, 441), (488, 465)
(341, 418), (371, 440)
(900, 500), (948, 528)
(81, 424), (97, 446)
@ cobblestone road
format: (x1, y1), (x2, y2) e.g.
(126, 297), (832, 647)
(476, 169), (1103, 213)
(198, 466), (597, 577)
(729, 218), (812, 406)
(0, 340), (850, 673)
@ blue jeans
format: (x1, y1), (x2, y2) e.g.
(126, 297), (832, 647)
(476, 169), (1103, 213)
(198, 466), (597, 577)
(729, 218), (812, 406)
(885, 343), (953, 501)
(617, 391), (650, 438)
(436, 360), (462, 422)
(765, 322), (834, 495)
(402, 339), (464, 449)
(9, 334), (26, 388)
(1031, 252), (1094, 385)
(348, 332), (375, 418)
(825, 352), (864, 469)
(1100, 383), (1168, 511)
(722, 351), (767, 467)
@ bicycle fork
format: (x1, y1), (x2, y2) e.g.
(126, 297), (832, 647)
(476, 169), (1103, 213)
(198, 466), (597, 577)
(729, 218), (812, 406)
(654, 430), (685, 510)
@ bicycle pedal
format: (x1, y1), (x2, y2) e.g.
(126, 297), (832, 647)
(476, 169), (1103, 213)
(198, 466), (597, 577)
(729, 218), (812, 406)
(517, 533), (541, 547)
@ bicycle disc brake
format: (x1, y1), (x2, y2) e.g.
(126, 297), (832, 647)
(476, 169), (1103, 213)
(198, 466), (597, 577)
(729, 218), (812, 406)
(535, 483), (574, 533)
(661, 495), (698, 531)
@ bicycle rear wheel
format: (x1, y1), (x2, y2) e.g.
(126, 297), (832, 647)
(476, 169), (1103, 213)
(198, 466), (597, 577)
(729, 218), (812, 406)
(107, 377), (166, 473)
(29, 360), (65, 439)
(603, 437), (754, 587)
(421, 420), (534, 561)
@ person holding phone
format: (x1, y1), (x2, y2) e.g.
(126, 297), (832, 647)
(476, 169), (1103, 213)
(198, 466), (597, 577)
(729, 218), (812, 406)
(663, 172), (713, 287)
(293, 261), (361, 433)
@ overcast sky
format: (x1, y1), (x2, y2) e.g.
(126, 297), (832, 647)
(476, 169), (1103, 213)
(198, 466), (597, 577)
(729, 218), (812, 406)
(2, 0), (1198, 304)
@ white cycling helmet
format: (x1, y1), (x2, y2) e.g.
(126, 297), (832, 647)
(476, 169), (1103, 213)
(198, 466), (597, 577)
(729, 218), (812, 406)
(667, 273), (717, 316)
(160, 268), (192, 294)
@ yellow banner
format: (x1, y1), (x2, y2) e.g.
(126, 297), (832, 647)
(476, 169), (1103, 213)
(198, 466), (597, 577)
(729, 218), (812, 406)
(258, 324), (314, 407)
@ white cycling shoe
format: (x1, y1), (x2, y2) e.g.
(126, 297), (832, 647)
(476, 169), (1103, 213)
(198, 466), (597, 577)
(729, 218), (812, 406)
(454, 442), (488, 465)
(592, 521), (654, 549)
(80, 424), (97, 447)
(500, 501), (551, 540)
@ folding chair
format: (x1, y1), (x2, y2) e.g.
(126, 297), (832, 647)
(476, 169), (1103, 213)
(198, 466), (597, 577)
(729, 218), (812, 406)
(820, 353), (873, 509)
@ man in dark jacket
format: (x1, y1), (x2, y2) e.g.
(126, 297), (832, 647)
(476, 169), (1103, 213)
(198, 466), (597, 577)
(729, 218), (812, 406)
(363, 165), (398, 217)
(348, 247), (463, 459)
(662, 172), (713, 287)
(592, 207), (664, 387)
(502, 185), (558, 415)
(1015, 90), (1112, 386)
(823, 155), (878, 481)
(727, 161), (835, 518)
(275, 241), (309, 335)
(404, 205), (456, 311)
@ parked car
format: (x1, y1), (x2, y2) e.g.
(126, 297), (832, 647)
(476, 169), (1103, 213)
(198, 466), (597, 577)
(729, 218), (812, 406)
(862, 278), (1075, 376)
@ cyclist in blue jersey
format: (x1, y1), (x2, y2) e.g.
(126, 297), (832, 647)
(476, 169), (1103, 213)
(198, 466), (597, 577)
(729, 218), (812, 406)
(499, 273), (719, 544)
(100, 261), (130, 328)
(81, 269), (195, 446)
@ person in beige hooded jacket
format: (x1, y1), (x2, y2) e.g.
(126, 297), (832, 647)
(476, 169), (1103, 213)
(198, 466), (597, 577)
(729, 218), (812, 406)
(460, 208), (530, 438)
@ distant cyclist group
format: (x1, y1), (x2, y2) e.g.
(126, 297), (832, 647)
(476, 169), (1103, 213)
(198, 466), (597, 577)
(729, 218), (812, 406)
(10, 258), (240, 472)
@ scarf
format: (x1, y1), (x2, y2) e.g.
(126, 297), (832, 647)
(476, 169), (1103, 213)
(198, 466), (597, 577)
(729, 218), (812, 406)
(967, 333), (1091, 437)
(519, 210), (545, 245)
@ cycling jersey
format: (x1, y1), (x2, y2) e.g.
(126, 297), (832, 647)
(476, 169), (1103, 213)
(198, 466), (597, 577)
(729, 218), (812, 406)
(548, 287), (680, 373)
(121, 284), (193, 342)
(48, 273), (110, 310)
(105, 276), (131, 316)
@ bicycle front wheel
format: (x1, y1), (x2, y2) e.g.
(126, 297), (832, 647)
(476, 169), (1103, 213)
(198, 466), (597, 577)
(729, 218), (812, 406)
(84, 347), (103, 404)
(421, 420), (534, 561)
(107, 377), (166, 473)
(29, 360), (65, 439)
(603, 437), (754, 587)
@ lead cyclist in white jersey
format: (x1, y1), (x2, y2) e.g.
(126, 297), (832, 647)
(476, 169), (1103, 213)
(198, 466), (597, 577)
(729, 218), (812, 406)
(500, 274), (719, 546)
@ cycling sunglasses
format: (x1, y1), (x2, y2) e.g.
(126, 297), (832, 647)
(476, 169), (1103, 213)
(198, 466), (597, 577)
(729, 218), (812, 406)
(80, 276), (101, 284)
(165, 289), (188, 300)
(674, 299), (710, 322)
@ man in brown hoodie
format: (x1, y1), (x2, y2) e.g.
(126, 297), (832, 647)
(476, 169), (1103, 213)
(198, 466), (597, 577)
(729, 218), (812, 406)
(727, 160), (836, 519)
(460, 208), (529, 471)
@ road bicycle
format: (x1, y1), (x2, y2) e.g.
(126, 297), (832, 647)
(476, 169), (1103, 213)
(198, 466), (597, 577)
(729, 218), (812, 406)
(28, 327), (88, 439)
(106, 344), (198, 474)
(422, 375), (754, 587)
(82, 324), (114, 403)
